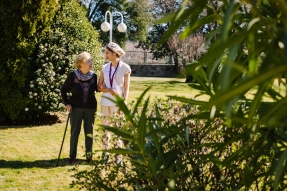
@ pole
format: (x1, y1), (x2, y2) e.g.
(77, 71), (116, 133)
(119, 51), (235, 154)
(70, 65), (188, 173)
(109, 12), (113, 43)
(56, 112), (70, 167)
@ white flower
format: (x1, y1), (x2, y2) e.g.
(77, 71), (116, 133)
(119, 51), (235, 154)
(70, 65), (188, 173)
(38, 82), (43, 85)
(29, 92), (32, 95)
(96, 112), (103, 117)
(30, 84), (34, 88)
(34, 93), (37, 96)
(25, 108), (29, 111)
(38, 106), (42, 109)
(29, 96), (33, 99)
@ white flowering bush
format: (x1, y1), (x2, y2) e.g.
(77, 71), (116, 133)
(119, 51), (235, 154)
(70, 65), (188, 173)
(24, 0), (104, 118)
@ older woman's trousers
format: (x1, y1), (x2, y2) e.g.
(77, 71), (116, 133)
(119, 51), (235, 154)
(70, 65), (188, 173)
(69, 107), (96, 160)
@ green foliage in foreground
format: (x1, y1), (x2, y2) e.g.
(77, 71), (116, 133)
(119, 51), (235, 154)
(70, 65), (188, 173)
(71, 90), (284, 190)
(71, 0), (287, 190)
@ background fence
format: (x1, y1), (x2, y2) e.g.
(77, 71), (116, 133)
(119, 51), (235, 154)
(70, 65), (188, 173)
(121, 51), (173, 65)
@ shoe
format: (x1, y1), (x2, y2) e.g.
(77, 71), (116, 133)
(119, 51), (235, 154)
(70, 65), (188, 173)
(69, 158), (76, 164)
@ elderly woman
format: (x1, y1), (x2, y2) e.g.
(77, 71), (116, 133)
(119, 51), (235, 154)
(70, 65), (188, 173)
(61, 52), (98, 164)
(97, 42), (131, 164)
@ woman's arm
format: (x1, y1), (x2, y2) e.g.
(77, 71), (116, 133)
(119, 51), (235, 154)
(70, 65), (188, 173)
(97, 70), (119, 96)
(60, 73), (73, 112)
(123, 72), (131, 101)
(97, 71), (105, 91)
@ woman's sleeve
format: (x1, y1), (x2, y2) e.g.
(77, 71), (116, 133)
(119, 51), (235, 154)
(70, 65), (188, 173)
(60, 72), (73, 105)
(125, 64), (131, 75)
(94, 73), (99, 92)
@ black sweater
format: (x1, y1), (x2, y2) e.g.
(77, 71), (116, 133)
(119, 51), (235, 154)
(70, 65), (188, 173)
(61, 71), (98, 109)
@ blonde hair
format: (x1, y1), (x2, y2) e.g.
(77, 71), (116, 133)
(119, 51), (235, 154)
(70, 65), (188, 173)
(75, 52), (91, 68)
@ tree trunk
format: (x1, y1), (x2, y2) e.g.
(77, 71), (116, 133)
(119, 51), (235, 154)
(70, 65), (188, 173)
(172, 53), (185, 76)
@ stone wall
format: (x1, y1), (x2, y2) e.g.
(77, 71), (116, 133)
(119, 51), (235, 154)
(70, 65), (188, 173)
(129, 64), (177, 77)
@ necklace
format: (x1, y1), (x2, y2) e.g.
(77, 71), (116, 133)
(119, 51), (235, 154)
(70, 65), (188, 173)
(109, 61), (119, 88)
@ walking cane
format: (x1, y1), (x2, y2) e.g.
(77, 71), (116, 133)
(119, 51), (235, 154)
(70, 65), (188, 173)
(56, 112), (71, 167)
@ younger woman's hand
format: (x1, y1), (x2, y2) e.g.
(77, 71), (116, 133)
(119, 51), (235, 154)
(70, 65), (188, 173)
(109, 89), (119, 96)
(100, 84), (106, 89)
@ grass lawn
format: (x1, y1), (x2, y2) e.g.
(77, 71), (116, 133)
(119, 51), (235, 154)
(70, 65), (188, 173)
(0, 76), (284, 190)
(127, 76), (209, 101)
(0, 76), (195, 191)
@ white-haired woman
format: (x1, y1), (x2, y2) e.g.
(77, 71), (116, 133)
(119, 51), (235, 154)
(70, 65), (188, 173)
(97, 42), (131, 164)
(61, 52), (98, 164)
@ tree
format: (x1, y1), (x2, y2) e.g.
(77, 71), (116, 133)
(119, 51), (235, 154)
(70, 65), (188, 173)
(166, 33), (206, 81)
(136, 0), (206, 77)
(0, 0), (67, 122)
(81, 0), (153, 47)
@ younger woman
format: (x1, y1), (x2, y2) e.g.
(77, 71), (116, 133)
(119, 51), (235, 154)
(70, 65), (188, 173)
(97, 42), (131, 164)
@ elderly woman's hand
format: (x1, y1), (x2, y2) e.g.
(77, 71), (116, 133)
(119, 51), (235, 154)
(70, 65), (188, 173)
(65, 104), (72, 112)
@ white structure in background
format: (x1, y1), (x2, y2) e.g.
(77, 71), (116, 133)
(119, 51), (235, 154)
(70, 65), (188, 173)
(100, 11), (127, 42)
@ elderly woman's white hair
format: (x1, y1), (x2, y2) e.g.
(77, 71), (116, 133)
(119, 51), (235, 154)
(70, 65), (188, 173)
(106, 42), (125, 58)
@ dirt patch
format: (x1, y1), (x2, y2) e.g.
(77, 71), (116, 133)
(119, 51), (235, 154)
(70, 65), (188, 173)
(0, 112), (68, 127)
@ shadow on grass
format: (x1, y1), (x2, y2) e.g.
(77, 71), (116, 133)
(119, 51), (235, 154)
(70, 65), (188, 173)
(0, 113), (67, 128)
(167, 80), (186, 84)
(0, 158), (91, 169)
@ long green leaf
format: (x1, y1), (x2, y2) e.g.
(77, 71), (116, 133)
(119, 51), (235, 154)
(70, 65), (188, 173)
(104, 148), (141, 155)
(247, 82), (267, 126)
(138, 97), (149, 153)
(168, 96), (207, 105)
(221, 0), (240, 42)
(102, 125), (135, 141)
(207, 65), (287, 108)
(132, 87), (151, 118)
(274, 149), (287, 190)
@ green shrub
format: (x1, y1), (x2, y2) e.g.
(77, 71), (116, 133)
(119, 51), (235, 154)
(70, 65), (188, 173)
(0, 0), (65, 122)
(24, 0), (104, 118)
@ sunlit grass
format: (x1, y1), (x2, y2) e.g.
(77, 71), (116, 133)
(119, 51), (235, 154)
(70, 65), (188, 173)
(0, 76), (194, 191)
(1, 76), (285, 190)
